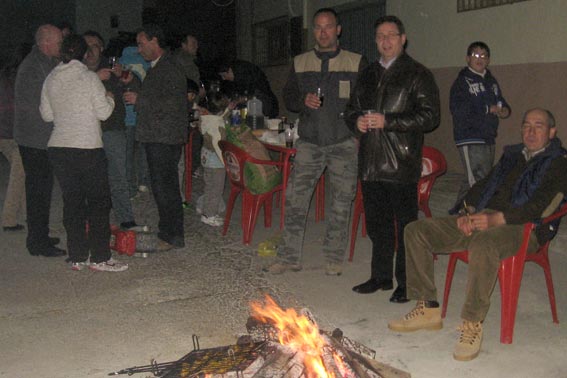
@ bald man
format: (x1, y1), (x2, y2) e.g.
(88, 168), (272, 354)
(14, 24), (66, 257)
(389, 108), (567, 361)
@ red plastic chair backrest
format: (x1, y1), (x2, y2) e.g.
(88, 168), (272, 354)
(419, 146), (447, 202)
(219, 140), (248, 191)
(218, 140), (284, 192)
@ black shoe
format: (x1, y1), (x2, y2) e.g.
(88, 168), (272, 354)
(49, 237), (61, 246)
(352, 278), (393, 294)
(389, 285), (410, 303)
(3, 224), (25, 232)
(30, 245), (67, 257)
(120, 221), (137, 229)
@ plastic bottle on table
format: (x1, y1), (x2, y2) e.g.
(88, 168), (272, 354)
(246, 96), (264, 130)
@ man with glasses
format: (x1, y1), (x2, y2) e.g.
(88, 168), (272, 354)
(389, 108), (566, 361)
(264, 7), (367, 276)
(344, 15), (440, 303)
(450, 41), (511, 213)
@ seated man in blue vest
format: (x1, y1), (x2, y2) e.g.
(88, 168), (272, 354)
(388, 108), (567, 361)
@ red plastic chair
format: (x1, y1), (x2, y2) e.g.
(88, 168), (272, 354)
(419, 146), (448, 217)
(219, 140), (285, 245)
(441, 203), (567, 344)
(315, 173), (325, 222)
(348, 146), (447, 261)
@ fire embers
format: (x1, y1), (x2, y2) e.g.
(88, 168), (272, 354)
(246, 295), (406, 378)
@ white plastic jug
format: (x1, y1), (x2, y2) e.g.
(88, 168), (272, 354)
(246, 96), (264, 129)
(247, 96), (263, 116)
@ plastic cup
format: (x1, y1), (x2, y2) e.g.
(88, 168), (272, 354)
(364, 110), (379, 132)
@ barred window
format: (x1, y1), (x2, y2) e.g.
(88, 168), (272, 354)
(252, 17), (290, 67)
(457, 0), (531, 13)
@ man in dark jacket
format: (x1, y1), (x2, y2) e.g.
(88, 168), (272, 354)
(344, 15), (440, 302)
(125, 24), (188, 250)
(389, 108), (567, 361)
(450, 41), (510, 211)
(263, 8), (367, 276)
(14, 24), (66, 257)
(218, 59), (279, 118)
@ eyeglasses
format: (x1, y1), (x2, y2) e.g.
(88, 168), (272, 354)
(470, 52), (488, 59)
(521, 124), (547, 133)
(376, 33), (400, 41)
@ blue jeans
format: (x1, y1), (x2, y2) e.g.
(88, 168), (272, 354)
(103, 130), (134, 224)
(125, 126), (149, 196)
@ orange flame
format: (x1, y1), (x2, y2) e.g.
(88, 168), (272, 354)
(250, 295), (339, 378)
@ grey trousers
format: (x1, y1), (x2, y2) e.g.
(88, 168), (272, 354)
(404, 215), (538, 322)
(455, 144), (495, 203)
(280, 138), (358, 264)
(202, 167), (225, 217)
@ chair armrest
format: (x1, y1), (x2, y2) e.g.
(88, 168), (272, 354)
(535, 202), (567, 225)
(262, 142), (297, 155)
(245, 154), (286, 169)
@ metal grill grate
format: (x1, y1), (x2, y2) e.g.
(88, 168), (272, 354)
(160, 342), (267, 377)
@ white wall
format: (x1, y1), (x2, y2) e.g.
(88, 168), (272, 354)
(387, 0), (567, 68)
(75, 0), (143, 45)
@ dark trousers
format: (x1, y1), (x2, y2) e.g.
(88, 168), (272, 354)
(361, 180), (418, 287)
(18, 145), (54, 253)
(48, 148), (112, 263)
(144, 143), (185, 246)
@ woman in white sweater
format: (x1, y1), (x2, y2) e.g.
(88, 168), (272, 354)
(40, 34), (127, 272)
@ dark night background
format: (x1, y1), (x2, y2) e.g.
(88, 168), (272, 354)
(0, 0), (237, 78)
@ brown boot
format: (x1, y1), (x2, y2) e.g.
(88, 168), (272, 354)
(388, 301), (443, 332)
(453, 320), (483, 361)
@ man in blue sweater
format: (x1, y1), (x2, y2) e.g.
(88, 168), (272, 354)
(450, 42), (511, 212)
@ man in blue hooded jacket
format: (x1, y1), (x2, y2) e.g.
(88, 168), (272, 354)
(450, 41), (511, 212)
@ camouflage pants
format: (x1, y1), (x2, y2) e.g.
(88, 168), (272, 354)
(280, 138), (358, 264)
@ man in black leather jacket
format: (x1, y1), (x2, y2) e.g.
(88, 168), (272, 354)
(345, 15), (440, 303)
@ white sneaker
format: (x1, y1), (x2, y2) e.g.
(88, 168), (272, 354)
(201, 215), (224, 227)
(70, 260), (90, 271)
(138, 185), (149, 193)
(129, 225), (150, 232)
(89, 257), (128, 272)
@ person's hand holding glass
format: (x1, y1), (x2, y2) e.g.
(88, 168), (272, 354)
(122, 88), (137, 105)
(356, 109), (385, 133)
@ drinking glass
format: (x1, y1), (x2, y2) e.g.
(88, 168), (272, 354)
(284, 128), (294, 148)
(108, 56), (117, 70)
